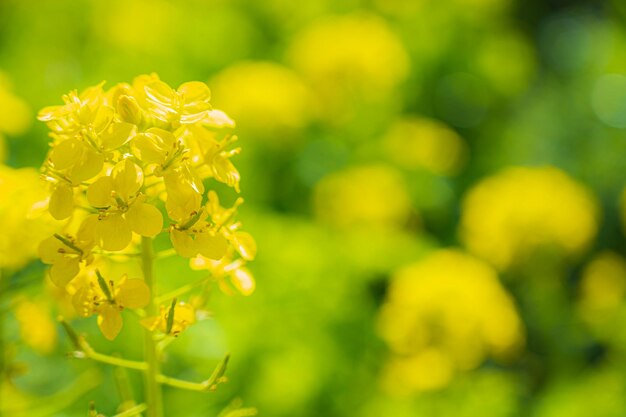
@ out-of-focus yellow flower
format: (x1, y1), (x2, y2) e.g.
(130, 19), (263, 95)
(378, 249), (524, 393)
(13, 298), (57, 354)
(287, 14), (409, 123)
(382, 117), (467, 175)
(95, 0), (178, 54)
(289, 14), (409, 95)
(314, 165), (412, 231)
(211, 61), (312, 140)
(141, 301), (196, 336)
(577, 252), (626, 328)
(0, 71), (32, 158)
(460, 166), (598, 269)
(72, 271), (150, 340)
(0, 166), (58, 271)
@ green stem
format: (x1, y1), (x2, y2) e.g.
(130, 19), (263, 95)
(112, 403), (147, 417)
(155, 274), (211, 304)
(142, 237), (163, 417)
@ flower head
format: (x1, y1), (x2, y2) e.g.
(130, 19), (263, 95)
(72, 271), (150, 340)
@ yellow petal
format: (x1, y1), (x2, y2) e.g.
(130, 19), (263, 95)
(232, 232), (257, 261)
(112, 159), (143, 201)
(91, 105), (114, 133)
(211, 156), (240, 192)
(72, 285), (93, 317)
(167, 303), (196, 334)
(117, 95), (143, 125)
(49, 257), (80, 287)
(100, 122), (136, 150)
(77, 214), (98, 243)
(178, 81), (211, 103)
(126, 202), (163, 237)
(140, 316), (161, 332)
(163, 168), (202, 221)
(195, 232), (228, 260)
(38, 236), (63, 264)
(68, 148), (104, 183)
(117, 279), (150, 309)
(98, 304), (123, 340)
(170, 229), (197, 258)
(87, 176), (114, 207)
(231, 267), (255, 296)
(38, 105), (62, 122)
(96, 214), (132, 251)
(49, 183), (74, 220)
(50, 138), (83, 170)
(202, 109), (235, 128)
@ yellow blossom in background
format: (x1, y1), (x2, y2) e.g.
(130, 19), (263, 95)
(460, 166), (598, 270)
(0, 71), (32, 161)
(13, 298), (58, 354)
(287, 14), (409, 123)
(0, 166), (58, 271)
(314, 165), (412, 231)
(382, 117), (467, 175)
(211, 61), (312, 140)
(377, 249), (524, 393)
(577, 252), (626, 340)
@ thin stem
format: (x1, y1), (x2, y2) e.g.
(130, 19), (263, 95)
(142, 237), (163, 417)
(71, 349), (148, 371)
(155, 274), (212, 305)
(112, 403), (148, 417)
(156, 375), (210, 392)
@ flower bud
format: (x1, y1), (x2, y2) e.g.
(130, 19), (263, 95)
(118, 95), (143, 125)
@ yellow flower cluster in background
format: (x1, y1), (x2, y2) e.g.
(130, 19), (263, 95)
(378, 249), (524, 393)
(0, 71), (32, 162)
(288, 14), (409, 123)
(460, 166), (598, 270)
(0, 166), (57, 272)
(211, 61), (312, 140)
(577, 251), (626, 341)
(37, 74), (256, 339)
(313, 164), (412, 231)
(382, 117), (467, 175)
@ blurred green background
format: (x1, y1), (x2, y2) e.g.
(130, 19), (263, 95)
(3, 0), (626, 416)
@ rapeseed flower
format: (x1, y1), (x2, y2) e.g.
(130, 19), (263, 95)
(378, 249), (524, 393)
(460, 166), (598, 269)
(72, 271), (150, 340)
(37, 75), (255, 340)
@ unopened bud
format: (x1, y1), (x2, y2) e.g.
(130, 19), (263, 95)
(118, 95), (143, 125)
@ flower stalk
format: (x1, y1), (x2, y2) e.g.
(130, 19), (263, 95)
(141, 237), (163, 417)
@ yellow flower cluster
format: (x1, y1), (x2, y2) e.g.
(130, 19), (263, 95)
(378, 249), (524, 393)
(382, 117), (467, 175)
(314, 164), (412, 231)
(37, 74), (256, 339)
(577, 251), (626, 340)
(460, 166), (598, 269)
(0, 166), (57, 271)
(0, 71), (32, 161)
